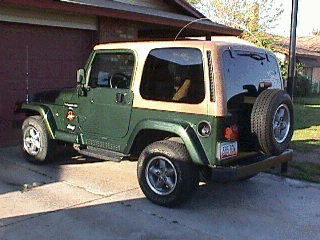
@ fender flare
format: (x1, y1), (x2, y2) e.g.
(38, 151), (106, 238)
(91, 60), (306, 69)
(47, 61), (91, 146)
(126, 120), (209, 165)
(21, 103), (57, 139)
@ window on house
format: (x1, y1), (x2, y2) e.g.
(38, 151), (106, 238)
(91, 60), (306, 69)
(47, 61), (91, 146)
(140, 48), (205, 104)
(303, 66), (313, 80)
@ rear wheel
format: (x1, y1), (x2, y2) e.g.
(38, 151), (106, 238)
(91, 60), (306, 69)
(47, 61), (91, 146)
(22, 116), (55, 163)
(137, 140), (199, 207)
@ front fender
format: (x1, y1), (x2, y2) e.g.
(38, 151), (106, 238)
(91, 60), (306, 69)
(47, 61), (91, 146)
(21, 103), (57, 139)
(126, 120), (209, 165)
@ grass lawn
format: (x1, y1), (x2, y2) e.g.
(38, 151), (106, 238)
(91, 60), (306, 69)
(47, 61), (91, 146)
(291, 95), (320, 152)
(278, 95), (320, 183)
(288, 162), (320, 183)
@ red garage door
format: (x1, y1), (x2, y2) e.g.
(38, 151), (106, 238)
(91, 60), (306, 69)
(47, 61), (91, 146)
(0, 22), (94, 147)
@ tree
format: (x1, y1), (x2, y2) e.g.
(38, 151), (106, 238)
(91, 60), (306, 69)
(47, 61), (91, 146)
(312, 29), (320, 36)
(186, 0), (201, 4)
(186, 0), (284, 50)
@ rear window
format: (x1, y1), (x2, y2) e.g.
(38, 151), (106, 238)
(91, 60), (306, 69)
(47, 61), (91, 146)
(222, 50), (282, 100)
(140, 48), (205, 104)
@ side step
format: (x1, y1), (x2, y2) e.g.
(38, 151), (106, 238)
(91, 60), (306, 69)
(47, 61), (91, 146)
(74, 145), (130, 162)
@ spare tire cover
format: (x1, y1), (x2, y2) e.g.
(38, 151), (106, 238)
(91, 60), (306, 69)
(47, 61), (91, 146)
(251, 89), (294, 155)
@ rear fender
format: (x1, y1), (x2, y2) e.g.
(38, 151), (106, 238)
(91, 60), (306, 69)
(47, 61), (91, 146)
(126, 120), (209, 165)
(21, 103), (57, 139)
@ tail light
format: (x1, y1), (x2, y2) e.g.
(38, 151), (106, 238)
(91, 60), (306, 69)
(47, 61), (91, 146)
(225, 124), (239, 142)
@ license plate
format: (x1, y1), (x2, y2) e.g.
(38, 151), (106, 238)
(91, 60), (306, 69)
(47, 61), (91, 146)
(218, 141), (238, 160)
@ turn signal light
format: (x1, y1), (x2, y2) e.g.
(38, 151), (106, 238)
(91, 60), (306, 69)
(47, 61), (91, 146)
(225, 124), (239, 142)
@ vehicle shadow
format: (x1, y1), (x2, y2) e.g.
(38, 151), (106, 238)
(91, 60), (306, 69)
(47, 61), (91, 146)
(0, 146), (106, 195)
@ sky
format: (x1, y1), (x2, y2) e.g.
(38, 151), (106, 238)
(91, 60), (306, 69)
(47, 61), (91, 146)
(194, 0), (320, 37)
(270, 0), (320, 37)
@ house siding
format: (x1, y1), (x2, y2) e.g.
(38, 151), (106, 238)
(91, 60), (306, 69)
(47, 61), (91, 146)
(0, 5), (98, 30)
(80, 0), (175, 12)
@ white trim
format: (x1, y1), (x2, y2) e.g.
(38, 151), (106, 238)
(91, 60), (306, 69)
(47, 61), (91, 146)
(0, 6), (98, 30)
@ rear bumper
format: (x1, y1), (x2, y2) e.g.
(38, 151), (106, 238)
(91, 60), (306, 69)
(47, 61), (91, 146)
(210, 149), (293, 182)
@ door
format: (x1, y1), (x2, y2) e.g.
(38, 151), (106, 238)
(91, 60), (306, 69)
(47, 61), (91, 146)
(79, 51), (134, 138)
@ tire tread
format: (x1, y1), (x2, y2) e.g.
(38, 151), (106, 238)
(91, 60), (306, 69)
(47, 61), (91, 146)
(251, 89), (294, 155)
(137, 140), (199, 207)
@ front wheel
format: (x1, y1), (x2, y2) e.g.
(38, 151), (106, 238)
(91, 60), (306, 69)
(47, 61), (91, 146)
(22, 116), (55, 164)
(137, 140), (199, 207)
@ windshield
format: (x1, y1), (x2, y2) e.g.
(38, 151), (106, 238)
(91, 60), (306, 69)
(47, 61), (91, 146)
(222, 50), (282, 100)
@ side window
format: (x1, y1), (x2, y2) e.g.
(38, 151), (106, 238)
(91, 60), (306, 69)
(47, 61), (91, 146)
(88, 52), (134, 89)
(140, 48), (205, 104)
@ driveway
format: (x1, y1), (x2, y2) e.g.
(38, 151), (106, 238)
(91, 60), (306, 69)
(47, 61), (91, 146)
(0, 146), (320, 240)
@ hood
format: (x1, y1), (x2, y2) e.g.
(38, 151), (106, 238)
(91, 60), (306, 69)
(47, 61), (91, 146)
(32, 88), (76, 104)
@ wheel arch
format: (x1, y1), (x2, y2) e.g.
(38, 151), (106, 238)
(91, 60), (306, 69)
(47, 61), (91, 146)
(126, 120), (209, 165)
(21, 103), (57, 140)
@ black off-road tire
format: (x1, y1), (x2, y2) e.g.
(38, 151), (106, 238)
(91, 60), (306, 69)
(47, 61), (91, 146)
(137, 140), (199, 207)
(251, 89), (294, 156)
(22, 116), (56, 164)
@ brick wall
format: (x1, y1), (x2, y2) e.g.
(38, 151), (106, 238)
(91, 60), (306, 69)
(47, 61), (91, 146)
(98, 17), (138, 43)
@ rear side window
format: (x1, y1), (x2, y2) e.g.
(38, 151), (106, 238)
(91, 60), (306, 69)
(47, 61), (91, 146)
(223, 50), (282, 100)
(140, 48), (205, 104)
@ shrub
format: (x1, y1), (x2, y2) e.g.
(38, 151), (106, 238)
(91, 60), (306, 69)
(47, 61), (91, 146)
(294, 74), (312, 97)
(312, 82), (319, 94)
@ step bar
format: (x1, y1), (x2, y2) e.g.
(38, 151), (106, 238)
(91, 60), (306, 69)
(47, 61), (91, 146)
(74, 145), (130, 162)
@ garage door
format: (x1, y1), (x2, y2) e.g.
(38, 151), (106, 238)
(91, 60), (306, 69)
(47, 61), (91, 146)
(0, 22), (94, 147)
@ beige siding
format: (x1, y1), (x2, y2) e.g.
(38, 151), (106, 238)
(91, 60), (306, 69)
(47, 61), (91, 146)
(0, 5), (98, 30)
(113, 0), (175, 11)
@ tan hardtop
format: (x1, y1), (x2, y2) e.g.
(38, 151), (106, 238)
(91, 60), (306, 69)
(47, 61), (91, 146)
(92, 38), (274, 117)
(94, 37), (257, 51)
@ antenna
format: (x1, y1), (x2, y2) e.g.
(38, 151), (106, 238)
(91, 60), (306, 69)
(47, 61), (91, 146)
(174, 17), (261, 44)
(174, 18), (209, 41)
(26, 46), (29, 104)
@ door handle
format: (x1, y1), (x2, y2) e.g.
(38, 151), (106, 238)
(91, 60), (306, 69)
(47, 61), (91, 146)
(116, 93), (126, 104)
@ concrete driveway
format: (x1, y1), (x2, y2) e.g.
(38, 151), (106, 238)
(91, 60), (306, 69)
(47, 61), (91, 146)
(0, 146), (320, 240)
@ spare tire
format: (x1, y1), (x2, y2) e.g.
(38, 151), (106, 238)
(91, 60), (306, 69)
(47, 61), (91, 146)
(251, 89), (294, 155)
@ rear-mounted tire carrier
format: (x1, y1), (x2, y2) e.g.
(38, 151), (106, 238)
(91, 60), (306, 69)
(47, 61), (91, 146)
(251, 89), (294, 155)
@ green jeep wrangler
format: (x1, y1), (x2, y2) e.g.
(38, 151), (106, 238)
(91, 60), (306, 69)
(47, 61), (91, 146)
(19, 37), (293, 207)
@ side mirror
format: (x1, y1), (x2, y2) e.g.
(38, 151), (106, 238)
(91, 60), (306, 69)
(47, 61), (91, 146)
(77, 69), (85, 84)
